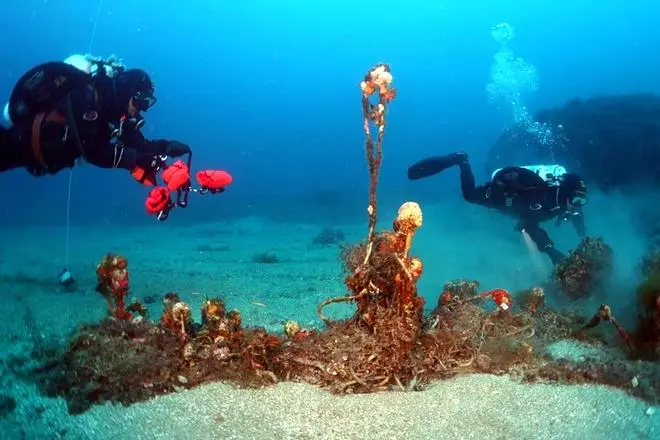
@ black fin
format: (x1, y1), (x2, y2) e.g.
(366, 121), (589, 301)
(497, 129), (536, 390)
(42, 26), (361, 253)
(407, 153), (467, 180)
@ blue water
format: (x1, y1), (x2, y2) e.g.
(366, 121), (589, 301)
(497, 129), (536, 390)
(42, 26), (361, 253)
(1, 0), (658, 227)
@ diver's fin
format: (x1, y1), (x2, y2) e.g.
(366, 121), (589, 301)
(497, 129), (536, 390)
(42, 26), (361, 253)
(407, 152), (468, 180)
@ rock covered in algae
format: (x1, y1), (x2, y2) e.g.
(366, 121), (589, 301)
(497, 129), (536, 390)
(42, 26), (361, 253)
(551, 237), (613, 300)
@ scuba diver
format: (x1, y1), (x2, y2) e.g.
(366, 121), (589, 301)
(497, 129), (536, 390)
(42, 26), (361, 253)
(0, 54), (191, 184)
(407, 152), (589, 265)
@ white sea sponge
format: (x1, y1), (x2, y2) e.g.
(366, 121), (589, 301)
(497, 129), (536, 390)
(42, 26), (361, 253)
(395, 201), (423, 234)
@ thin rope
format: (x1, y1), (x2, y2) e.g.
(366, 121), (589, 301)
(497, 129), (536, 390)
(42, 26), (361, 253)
(65, 168), (73, 268)
(88, 0), (104, 54)
(60, 1), (104, 274)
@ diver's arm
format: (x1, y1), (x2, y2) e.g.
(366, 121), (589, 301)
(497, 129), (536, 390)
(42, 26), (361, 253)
(519, 219), (566, 265)
(571, 211), (587, 238)
(84, 130), (168, 170)
(84, 143), (141, 170)
(85, 132), (190, 183)
(120, 128), (190, 158)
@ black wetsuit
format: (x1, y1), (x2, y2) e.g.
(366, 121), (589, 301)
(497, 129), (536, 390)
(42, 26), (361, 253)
(457, 161), (586, 263)
(408, 153), (587, 264)
(0, 66), (184, 177)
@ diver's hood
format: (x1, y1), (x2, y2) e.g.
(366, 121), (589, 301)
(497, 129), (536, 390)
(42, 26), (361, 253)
(558, 173), (588, 207)
(93, 68), (155, 120)
(93, 74), (124, 120)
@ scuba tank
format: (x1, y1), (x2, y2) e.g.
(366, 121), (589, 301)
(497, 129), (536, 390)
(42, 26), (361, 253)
(2, 54), (126, 129)
(63, 54), (125, 78)
(491, 164), (567, 187)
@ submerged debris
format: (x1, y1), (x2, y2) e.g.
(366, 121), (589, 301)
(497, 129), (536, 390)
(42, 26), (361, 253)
(33, 298), (281, 414)
(95, 253), (132, 320)
(549, 237), (613, 300)
(29, 285), (659, 414)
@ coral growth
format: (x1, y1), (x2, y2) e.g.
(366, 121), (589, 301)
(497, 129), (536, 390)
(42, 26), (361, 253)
(35, 294), (282, 414)
(95, 254), (132, 320)
(329, 201), (425, 330)
(127, 300), (148, 319)
(441, 279), (480, 300)
(39, 319), (184, 414)
(33, 282), (660, 414)
(160, 293), (192, 339)
(181, 298), (281, 385)
(359, 63), (396, 259)
(283, 320), (314, 341)
(287, 65), (424, 391)
(301, 199), (426, 392)
(517, 287), (546, 314)
(582, 304), (634, 352)
(550, 237), (613, 300)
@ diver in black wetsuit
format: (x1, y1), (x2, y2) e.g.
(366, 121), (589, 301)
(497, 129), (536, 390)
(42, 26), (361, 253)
(407, 152), (589, 265)
(0, 59), (190, 184)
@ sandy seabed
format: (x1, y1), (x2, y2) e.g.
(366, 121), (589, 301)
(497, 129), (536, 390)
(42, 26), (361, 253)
(3, 374), (658, 440)
(0, 197), (658, 439)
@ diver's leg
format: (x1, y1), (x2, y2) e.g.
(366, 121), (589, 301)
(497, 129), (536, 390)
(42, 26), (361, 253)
(457, 160), (482, 202)
(408, 152), (490, 204)
(524, 222), (565, 265)
(407, 152), (468, 180)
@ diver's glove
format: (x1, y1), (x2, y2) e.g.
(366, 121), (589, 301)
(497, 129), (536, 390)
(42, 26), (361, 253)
(131, 153), (166, 186)
(164, 141), (191, 158)
(137, 153), (165, 172)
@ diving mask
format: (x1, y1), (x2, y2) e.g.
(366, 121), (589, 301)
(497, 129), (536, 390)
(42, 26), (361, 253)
(133, 90), (157, 112)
